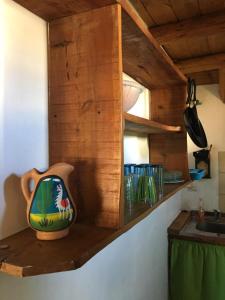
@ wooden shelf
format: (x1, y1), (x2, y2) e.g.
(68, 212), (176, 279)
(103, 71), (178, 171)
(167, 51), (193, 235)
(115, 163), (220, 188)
(121, 1), (186, 89)
(124, 113), (182, 134)
(0, 223), (116, 277)
(0, 181), (190, 278)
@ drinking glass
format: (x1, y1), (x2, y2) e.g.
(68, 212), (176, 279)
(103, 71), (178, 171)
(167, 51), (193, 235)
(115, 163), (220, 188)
(135, 165), (157, 206)
(124, 174), (136, 214)
(150, 164), (164, 201)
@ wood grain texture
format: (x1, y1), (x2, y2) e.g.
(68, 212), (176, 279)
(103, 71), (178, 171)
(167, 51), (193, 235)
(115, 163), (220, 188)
(207, 32), (225, 54)
(49, 5), (123, 229)
(124, 112), (181, 134)
(129, 0), (156, 27)
(13, 0), (116, 21)
(12, 0), (225, 25)
(163, 36), (212, 61)
(138, 0), (178, 25)
(198, 0), (225, 15)
(150, 134), (189, 179)
(13, 0), (225, 86)
(151, 86), (186, 127)
(0, 223), (116, 277)
(125, 0), (224, 28)
(177, 53), (225, 74)
(169, 0), (200, 20)
(219, 67), (225, 102)
(188, 70), (218, 85)
(120, 0), (186, 89)
(150, 86), (189, 179)
(151, 11), (225, 44)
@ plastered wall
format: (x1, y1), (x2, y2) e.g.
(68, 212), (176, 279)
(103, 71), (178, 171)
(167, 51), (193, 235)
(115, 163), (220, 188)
(182, 84), (225, 211)
(0, 0), (48, 239)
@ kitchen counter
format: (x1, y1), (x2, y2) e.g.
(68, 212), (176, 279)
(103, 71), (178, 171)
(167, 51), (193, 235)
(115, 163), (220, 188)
(168, 211), (225, 246)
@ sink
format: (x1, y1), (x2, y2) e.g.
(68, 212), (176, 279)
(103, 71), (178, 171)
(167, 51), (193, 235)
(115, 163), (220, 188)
(196, 221), (225, 234)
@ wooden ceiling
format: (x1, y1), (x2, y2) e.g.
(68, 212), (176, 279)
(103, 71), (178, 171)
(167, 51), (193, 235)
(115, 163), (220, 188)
(130, 0), (225, 88)
(13, 0), (225, 96)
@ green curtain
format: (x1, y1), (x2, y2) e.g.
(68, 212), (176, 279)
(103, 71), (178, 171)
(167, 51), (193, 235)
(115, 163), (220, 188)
(170, 239), (225, 300)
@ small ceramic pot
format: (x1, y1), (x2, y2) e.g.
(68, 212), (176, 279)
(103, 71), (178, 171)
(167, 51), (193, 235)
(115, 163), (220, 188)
(21, 163), (76, 240)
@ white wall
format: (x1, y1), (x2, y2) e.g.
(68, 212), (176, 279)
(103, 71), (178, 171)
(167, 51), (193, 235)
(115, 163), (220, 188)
(0, 191), (183, 300)
(124, 74), (150, 164)
(182, 84), (225, 211)
(0, 2), (184, 300)
(0, 0), (48, 239)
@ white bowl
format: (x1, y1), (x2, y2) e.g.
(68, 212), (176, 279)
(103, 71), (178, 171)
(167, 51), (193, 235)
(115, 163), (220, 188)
(123, 80), (144, 112)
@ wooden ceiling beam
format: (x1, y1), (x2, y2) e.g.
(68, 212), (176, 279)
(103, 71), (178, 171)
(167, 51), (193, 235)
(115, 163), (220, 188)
(177, 54), (225, 101)
(187, 71), (218, 86)
(176, 53), (225, 74)
(151, 11), (225, 44)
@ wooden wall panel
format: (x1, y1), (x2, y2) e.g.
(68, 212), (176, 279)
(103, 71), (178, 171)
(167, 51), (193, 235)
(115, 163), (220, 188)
(48, 4), (123, 229)
(149, 134), (189, 180)
(150, 86), (189, 179)
(150, 85), (186, 128)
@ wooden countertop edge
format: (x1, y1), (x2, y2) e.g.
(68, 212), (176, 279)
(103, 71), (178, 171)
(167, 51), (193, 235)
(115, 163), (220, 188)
(168, 211), (225, 247)
(168, 210), (192, 235)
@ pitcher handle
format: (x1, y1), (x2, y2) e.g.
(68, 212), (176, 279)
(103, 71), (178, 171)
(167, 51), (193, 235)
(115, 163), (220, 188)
(21, 169), (39, 204)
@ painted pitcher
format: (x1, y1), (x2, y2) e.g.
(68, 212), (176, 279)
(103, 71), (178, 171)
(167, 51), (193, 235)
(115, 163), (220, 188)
(21, 163), (76, 240)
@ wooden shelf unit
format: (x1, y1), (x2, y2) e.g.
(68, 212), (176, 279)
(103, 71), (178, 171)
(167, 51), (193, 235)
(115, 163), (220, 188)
(2, 0), (189, 277)
(47, 2), (188, 230)
(124, 113), (182, 134)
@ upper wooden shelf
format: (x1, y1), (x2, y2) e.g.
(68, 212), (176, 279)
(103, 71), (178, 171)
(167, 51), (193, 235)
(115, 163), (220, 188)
(13, 0), (186, 89)
(124, 113), (182, 134)
(121, 1), (186, 89)
(0, 181), (190, 277)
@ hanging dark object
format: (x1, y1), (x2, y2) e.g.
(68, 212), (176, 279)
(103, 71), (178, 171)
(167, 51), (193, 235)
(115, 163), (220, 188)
(193, 145), (212, 179)
(184, 78), (208, 148)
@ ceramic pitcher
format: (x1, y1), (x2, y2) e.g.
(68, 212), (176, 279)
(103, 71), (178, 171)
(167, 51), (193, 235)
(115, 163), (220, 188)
(21, 163), (76, 240)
